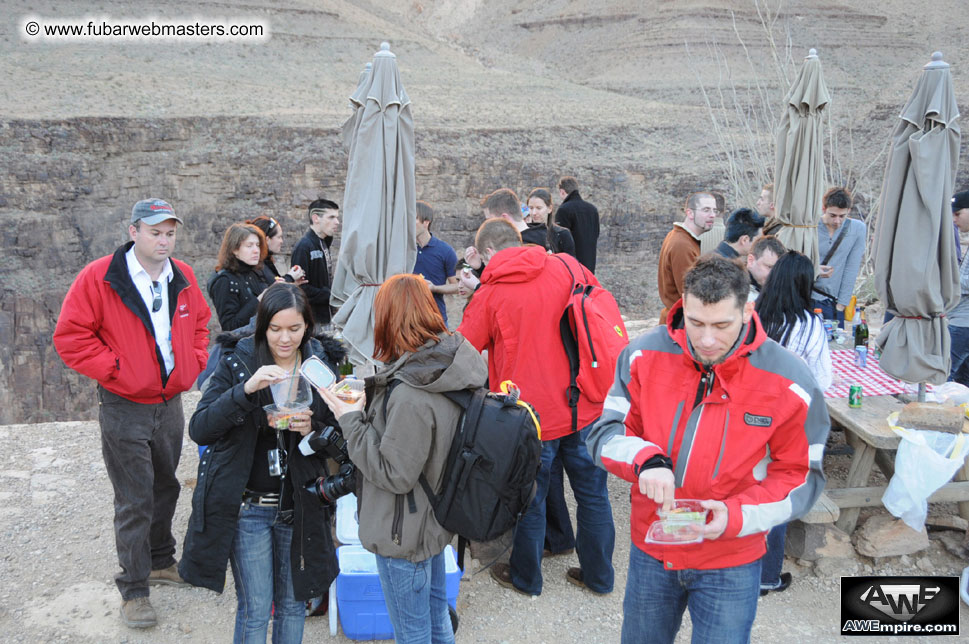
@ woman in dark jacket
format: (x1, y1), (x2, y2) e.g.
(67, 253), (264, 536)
(525, 188), (578, 557)
(247, 216), (306, 285)
(180, 282), (340, 643)
(526, 188), (576, 256)
(208, 223), (271, 331)
(320, 274), (487, 644)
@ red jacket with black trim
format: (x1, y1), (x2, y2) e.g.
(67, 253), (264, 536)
(586, 300), (830, 569)
(457, 245), (603, 441)
(54, 243), (211, 404)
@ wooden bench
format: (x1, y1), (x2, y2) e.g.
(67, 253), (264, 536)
(800, 490), (840, 523)
(825, 394), (969, 532)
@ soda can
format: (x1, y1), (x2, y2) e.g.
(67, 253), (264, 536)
(848, 385), (863, 408)
(854, 346), (867, 369)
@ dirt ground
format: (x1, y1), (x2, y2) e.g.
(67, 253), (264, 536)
(2, 327), (968, 643)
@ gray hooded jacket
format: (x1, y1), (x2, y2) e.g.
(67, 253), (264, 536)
(340, 332), (487, 562)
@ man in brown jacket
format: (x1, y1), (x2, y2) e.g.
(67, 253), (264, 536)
(656, 192), (718, 324)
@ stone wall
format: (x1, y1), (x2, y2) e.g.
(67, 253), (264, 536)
(0, 117), (693, 423)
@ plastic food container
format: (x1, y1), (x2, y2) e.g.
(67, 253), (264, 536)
(332, 377), (365, 403)
(657, 499), (709, 525)
(263, 403), (308, 430)
(645, 499), (710, 546)
(644, 520), (705, 545)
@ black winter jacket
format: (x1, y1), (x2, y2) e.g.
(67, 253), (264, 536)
(179, 333), (343, 600)
(207, 266), (269, 331)
(554, 190), (600, 272)
(290, 229), (335, 325)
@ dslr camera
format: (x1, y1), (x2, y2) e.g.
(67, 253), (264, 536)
(300, 424), (356, 504)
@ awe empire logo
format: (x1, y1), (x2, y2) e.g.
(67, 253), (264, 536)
(858, 583), (938, 621)
(841, 576), (960, 637)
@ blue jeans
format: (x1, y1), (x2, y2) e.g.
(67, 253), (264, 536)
(509, 424), (615, 595)
(760, 524), (786, 587)
(375, 551), (453, 644)
(621, 545), (760, 644)
(229, 502), (304, 644)
(948, 325), (969, 387)
(544, 453), (576, 553)
(812, 298), (844, 329)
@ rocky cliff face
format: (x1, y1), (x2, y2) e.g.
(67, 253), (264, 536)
(0, 118), (686, 423)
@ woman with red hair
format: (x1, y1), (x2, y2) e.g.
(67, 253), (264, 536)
(320, 274), (487, 643)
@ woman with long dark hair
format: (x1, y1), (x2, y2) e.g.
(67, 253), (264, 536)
(180, 282), (340, 643)
(320, 274), (487, 644)
(756, 250), (832, 390)
(527, 188), (576, 256)
(754, 250), (831, 598)
(247, 216), (305, 285)
(208, 223), (271, 331)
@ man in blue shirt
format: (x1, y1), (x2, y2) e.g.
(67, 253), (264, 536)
(414, 201), (459, 326)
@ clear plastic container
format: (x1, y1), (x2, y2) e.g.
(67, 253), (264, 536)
(331, 377), (365, 403)
(644, 520), (705, 545)
(645, 499), (709, 546)
(656, 499), (709, 525)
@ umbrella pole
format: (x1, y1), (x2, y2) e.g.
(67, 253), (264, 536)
(918, 383), (926, 403)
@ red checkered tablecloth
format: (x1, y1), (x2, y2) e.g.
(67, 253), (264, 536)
(824, 349), (930, 398)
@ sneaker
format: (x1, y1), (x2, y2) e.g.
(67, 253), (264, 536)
(565, 567), (609, 595)
(489, 562), (534, 596)
(759, 572), (793, 597)
(120, 597), (157, 629)
(148, 564), (191, 588)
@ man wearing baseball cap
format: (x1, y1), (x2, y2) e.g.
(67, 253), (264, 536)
(946, 190), (969, 385)
(54, 199), (210, 628)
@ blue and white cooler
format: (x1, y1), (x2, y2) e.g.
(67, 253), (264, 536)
(331, 493), (461, 640)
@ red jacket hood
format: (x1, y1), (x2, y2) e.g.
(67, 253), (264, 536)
(664, 298), (769, 371)
(480, 245), (548, 285)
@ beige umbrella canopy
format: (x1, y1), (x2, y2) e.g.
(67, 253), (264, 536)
(773, 49), (831, 266)
(873, 52), (961, 385)
(330, 42), (416, 366)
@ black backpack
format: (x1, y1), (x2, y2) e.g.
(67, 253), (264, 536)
(384, 381), (542, 566)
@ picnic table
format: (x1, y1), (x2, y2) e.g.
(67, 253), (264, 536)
(815, 349), (969, 532)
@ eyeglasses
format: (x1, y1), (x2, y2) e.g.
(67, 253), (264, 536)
(151, 281), (163, 313)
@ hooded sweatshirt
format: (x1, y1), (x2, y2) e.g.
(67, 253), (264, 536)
(339, 332), (488, 562)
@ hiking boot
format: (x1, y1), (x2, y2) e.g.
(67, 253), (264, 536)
(148, 564), (190, 588)
(542, 547), (575, 558)
(120, 597), (157, 629)
(566, 567), (609, 595)
(489, 562), (534, 596)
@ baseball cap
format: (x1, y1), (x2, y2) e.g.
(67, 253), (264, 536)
(952, 191), (969, 212)
(131, 198), (183, 225)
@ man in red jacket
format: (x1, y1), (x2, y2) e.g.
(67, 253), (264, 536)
(53, 199), (210, 629)
(457, 218), (615, 597)
(587, 255), (829, 643)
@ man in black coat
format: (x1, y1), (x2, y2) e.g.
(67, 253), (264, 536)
(291, 199), (340, 328)
(555, 176), (600, 272)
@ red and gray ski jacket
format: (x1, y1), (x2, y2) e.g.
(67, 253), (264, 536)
(586, 300), (830, 570)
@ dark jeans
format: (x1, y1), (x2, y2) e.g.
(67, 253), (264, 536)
(759, 524), (787, 587)
(509, 425), (615, 595)
(543, 453), (576, 553)
(812, 298), (844, 329)
(98, 387), (183, 600)
(948, 325), (969, 387)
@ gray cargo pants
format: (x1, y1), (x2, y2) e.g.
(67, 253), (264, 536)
(97, 386), (183, 600)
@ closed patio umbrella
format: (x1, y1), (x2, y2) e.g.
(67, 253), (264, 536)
(773, 48), (831, 266)
(873, 52), (961, 384)
(330, 42), (416, 366)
